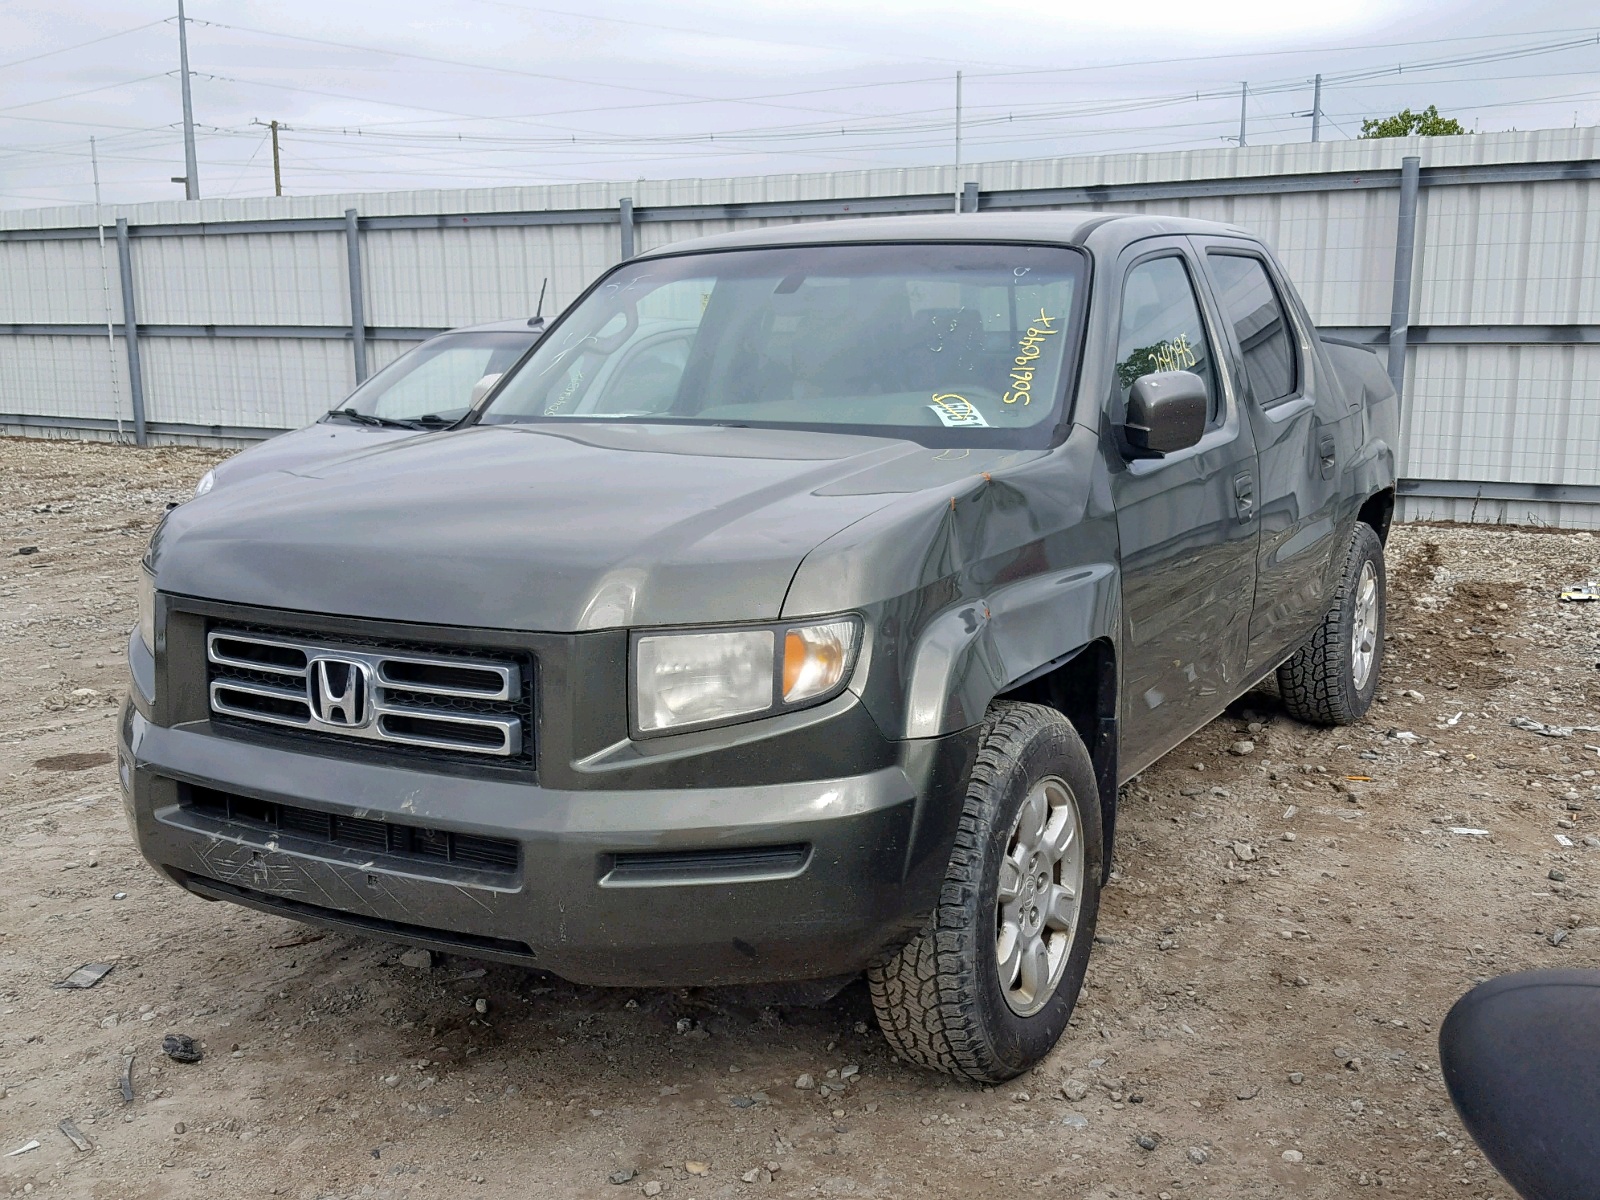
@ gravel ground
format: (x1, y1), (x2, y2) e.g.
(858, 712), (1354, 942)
(3, 434), (1599, 1199)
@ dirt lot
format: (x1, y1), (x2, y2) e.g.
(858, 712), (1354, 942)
(2, 435), (1599, 1200)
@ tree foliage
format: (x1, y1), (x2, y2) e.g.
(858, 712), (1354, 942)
(1359, 105), (1468, 139)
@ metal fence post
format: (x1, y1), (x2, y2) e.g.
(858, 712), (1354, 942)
(113, 217), (147, 446)
(344, 208), (368, 384)
(619, 197), (635, 260)
(960, 181), (979, 213)
(1386, 156), (1421, 405)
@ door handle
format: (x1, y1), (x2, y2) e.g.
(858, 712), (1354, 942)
(1318, 433), (1337, 480)
(1233, 472), (1256, 523)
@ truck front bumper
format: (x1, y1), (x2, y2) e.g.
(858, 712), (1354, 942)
(118, 702), (975, 987)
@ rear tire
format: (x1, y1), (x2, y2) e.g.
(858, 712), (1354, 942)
(867, 701), (1102, 1083)
(1277, 522), (1386, 726)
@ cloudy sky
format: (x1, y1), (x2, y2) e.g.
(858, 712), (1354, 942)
(2, 0), (1598, 209)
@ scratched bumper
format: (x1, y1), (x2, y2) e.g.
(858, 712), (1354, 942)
(118, 702), (973, 986)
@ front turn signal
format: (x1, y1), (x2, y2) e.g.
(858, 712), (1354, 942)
(782, 620), (857, 704)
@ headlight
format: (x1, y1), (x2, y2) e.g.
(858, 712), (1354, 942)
(136, 566), (156, 655)
(633, 617), (860, 735)
(194, 469), (215, 498)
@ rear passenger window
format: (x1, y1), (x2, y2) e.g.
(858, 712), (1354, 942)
(1114, 256), (1219, 423)
(1207, 253), (1297, 405)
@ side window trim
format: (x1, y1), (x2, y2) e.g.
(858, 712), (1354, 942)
(1112, 240), (1248, 475)
(1200, 245), (1304, 410)
(1111, 244), (1239, 433)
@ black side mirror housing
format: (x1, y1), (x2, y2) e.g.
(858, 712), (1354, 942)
(1123, 370), (1208, 459)
(1440, 969), (1600, 1200)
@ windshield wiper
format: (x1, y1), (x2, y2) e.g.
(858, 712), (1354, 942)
(327, 407), (463, 430)
(326, 407), (415, 428)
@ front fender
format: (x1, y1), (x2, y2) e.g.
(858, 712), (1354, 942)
(783, 427), (1119, 742)
(903, 562), (1120, 739)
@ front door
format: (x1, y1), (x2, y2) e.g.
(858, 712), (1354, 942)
(1107, 241), (1261, 778)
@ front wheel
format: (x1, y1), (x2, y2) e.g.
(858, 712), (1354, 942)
(1277, 521), (1387, 726)
(868, 701), (1103, 1083)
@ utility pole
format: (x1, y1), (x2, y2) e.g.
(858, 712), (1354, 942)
(176, 0), (200, 199)
(251, 119), (287, 195)
(1237, 82), (1248, 147)
(953, 70), (963, 214)
(1311, 74), (1323, 143)
(90, 138), (126, 442)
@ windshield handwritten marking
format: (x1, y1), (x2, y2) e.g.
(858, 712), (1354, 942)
(1115, 333), (1199, 389)
(1003, 310), (1061, 406)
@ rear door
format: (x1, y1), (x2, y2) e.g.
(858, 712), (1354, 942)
(1107, 239), (1260, 777)
(1191, 237), (1350, 673)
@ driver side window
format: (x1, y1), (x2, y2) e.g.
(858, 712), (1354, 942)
(1114, 256), (1219, 425)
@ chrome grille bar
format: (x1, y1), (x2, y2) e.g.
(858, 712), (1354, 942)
(206, 629), (524, 759)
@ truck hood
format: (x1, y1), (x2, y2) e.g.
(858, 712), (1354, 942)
(152, 422), (1038, 632)
(209, 421), (420, 488)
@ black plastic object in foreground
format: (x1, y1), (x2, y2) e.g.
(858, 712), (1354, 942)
(162, 1033), (203, 1064)
(1439, 969), (1600, 1200)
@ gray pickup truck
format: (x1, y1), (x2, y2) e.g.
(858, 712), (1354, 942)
(122, 213), (1397, 1082)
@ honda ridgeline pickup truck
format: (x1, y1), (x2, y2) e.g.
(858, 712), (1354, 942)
(123, 213), (1398, 1082)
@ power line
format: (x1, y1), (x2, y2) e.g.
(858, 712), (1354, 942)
(0, 19), (167, 72)
(963, 26), (1600, 82)
(206, 31), (1600, 152)
(455, 0), (1014, 70)
(190, 17), (908, 122)
(0, 73), (171, 115)
(4, 14), (1599, 205)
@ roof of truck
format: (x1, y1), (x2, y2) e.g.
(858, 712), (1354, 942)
(636, 211), (1256, 258)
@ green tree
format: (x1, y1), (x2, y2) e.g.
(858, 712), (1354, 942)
(1359, 105), (1468, 138)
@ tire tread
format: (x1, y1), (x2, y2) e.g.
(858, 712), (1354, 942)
(1276, 522), (1384, 726)
(868, 701), (1078, 1082)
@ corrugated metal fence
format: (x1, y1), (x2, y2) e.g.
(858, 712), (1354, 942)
(3, 129), (1599, 527)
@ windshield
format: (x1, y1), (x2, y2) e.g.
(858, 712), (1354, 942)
(335, 330), (537, 425)
(478, 243), (1086, 446)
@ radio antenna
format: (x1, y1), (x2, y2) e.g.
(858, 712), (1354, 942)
(534, 277), (549, 320)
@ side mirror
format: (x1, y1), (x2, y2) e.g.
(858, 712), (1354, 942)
(469, 372), (504, 407)
(1440, 970), (1600, 1200)
(1123, 370), (1207, 458)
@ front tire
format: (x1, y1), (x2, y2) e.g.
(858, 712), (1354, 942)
(1277, 521), (1386, 726)
(868, 701), (1102, 1083)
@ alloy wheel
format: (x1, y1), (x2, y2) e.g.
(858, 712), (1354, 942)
(995, 775), (1085, 1017)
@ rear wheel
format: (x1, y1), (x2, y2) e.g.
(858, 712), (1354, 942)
(868, 701), (1102, 1083)
(1277, 522), (1386, 725)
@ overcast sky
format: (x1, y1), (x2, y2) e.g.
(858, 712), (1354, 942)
(2, 0), (1597, 209)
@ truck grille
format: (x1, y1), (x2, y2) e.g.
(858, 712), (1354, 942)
(206, 626), (531, 762)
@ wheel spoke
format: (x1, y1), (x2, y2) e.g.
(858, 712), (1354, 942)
(997, 854), (1024, 904)
(1018, 937), (1050, 1001)
(997, 922), (1023, 989)
(1014, 788), (1047, 850)
(1350, 561), (1379, 691)
(1042, 806), (1077, 862)
(1043, 883), (1078, 931)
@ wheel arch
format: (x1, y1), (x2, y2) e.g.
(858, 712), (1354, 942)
(1359, 486), (1395, 544)
(999, 638), (1119, 885)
